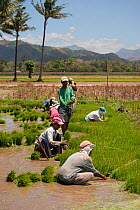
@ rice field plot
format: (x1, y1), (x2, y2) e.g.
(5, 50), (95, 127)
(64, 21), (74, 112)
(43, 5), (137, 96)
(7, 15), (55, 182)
(59, 102), (140, 194)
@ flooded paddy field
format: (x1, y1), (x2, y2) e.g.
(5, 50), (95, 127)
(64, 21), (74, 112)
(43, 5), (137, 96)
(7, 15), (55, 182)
(0, 79), (140, 209)
(0, 145), (140, 210)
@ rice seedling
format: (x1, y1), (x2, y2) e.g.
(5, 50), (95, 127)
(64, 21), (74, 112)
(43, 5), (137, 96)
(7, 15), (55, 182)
(41, 165), (55, 183)
(16, 173), (32, 187)
(10, 131), (24, 145)
(6, 170), (16, 182)
(0, 119), (6, 124)
(24, 128), (40, 145)
(64, 131), (71, 140)
(42, 174), (54, 183)
(31, 151), (40, 160)
(41, 165), (54, 176)
(29, 173), (42, 183)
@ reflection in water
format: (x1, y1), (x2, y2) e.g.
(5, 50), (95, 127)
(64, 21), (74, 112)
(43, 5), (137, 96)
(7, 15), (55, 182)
(0, 115), (21, 133)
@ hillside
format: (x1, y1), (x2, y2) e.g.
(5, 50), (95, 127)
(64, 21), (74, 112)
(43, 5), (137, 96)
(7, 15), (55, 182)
(0, 40), (127, 62)
(116, 48), (140, 61)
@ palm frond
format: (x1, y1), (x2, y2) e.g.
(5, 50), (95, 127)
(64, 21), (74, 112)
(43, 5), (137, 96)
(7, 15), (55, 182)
(31, 1), (45, 16)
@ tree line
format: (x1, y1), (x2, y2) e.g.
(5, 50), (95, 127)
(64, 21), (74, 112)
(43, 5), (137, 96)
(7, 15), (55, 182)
(0, 58), (139, 78)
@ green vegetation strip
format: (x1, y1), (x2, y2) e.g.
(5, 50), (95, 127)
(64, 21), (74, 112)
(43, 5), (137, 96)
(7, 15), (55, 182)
(0, 77), (140, 82)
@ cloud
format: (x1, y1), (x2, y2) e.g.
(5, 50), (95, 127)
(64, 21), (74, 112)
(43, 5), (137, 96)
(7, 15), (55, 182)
(74, 38), (125, 54)
(69, 26), (76, 32)
(0, 29), (137, 54)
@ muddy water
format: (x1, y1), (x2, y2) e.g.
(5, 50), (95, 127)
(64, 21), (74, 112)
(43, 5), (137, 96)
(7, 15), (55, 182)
(0, 146), (140, 210)
(0, 116), (22, 133)
(0, 113), (42, 133)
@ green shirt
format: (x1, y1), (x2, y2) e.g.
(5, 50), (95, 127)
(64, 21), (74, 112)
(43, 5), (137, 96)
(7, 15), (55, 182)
(58, 86), (75, 109)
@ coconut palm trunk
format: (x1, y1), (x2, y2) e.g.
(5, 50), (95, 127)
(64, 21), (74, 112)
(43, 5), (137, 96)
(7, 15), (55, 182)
(37, 18), (47, 82)
(31, 0), (71, 82)
(13, 31), (19, 81)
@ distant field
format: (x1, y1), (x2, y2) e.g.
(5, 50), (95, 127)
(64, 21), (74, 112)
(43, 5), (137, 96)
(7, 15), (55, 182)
(0, 75), (140, 82)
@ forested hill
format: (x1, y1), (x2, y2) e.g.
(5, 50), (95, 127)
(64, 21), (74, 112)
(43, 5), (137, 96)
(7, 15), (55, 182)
(0, 40), (127, 62)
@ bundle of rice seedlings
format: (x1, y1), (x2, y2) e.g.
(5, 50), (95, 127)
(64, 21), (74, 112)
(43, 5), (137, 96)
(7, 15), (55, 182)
(6, 170), (16, 182)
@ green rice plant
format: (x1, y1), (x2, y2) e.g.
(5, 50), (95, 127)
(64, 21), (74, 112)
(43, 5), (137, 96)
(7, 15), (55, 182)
(16, 173), (31, 187)
(31, 123), (37, 128)
(31, 151), (40, 160)
(29, 173), (42, 183)
(42, 120), (49, 128)
(64, 131), (71, 140)
(13, 117), (18, 121)
(0, 132), (12, 147)
(42, 174), (54, 183)
(10, 131), (24, 145)
(40, 114), (45, 121)
(37, 124), (44, 130)
(54, 149), (77, 166)
(23, 122), (31, 130)
(6, 170), (16, 182)
(53, 173), (59, 182)
(111, 160), (140, 194)
(41, 165), (54, 176)
(13, 110), (21, 116)
(24, 131), (36, 145)
(34, 114), (38, 121)
(124, 176), (140, 194)
(77, 100), (87, 104)
(24, 128), (40, 145)
(0, 119), (6, 124)
(30, 114), (35, 121)
(57, 102), (140, 195)
(41, 165), (55, 183)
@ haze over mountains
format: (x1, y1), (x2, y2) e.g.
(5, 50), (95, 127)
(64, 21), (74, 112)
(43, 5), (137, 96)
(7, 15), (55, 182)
(0, 40), (138, 62)
(116, 48), (140, 61)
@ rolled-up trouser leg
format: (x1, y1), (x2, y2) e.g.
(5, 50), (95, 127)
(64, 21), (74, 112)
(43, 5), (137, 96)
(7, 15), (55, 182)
(73, 172), (94, 185)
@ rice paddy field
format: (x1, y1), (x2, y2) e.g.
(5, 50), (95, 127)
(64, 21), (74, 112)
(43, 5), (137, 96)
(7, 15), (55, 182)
(0, 75), (140, 209)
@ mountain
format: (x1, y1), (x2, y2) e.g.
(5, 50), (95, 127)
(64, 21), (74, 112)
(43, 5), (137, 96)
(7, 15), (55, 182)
(62, 45), (86, 51)
(0, 40), (127, 62)
(116, 48), (140, 61)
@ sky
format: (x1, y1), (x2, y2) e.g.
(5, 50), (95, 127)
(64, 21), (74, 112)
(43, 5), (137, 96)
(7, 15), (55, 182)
(1, 0), (140, 54)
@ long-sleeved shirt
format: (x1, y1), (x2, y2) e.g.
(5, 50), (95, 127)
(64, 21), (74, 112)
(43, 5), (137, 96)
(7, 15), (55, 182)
(39, 126), (61, 146)
(58, 86), (75, 110)
(58, 149), (99, 184)
(85, 110), (103, 121)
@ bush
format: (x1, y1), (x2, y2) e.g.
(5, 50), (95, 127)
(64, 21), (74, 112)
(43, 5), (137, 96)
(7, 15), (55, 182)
(31, 151), (40, 160)
(6, 170), (16, 182)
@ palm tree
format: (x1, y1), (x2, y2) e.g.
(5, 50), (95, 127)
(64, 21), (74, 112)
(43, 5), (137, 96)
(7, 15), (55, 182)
(0, 0), (26, 38)
(31, 0), (71, 82)
(4, 6), (35, 81)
